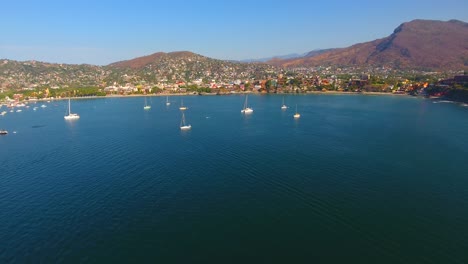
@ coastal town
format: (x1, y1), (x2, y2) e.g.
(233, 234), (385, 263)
(1, 54), (467, 106)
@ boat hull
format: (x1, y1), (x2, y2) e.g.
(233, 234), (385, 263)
(64, 114), (80, 120)
(241, 108), (253, 114)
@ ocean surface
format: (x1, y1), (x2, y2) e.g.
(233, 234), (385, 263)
(1, 94), (468, 263)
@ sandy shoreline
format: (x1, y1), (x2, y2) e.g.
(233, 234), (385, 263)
(1, 91), (410, 104)
(57, 91), (409, 100)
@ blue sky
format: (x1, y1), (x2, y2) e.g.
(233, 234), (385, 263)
(1, 0), (467, 65)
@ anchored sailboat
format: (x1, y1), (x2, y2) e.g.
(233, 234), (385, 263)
(166, 96), (170, 106)
(179, 99), (187, 110)
(144, 97), (151, 110)
(180, 112), (191, 130)
(293, 104), (300, 119)
(64, 98), (80, 120)
(241, 95), (253, 114)
(281, 97), (288, 110)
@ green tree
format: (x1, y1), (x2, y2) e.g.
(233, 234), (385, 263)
(265, 80), (274, 93)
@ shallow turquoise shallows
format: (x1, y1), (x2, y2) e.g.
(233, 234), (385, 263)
(1, 94), (468, 263)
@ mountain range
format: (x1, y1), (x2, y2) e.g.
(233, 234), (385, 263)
(108, 19), (467, 71)
(1, 19), (467, 89)
(239, 53), (306, 63)
(269, 19), (468, 70)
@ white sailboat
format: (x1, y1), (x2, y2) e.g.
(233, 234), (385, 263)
(179, 99), (187, 110)
(144, 97), (151, 110)
(166, 96), (170, 106)
(293, 104), (300, 119)
(64, 98), (80, 120)
(281, 96), (288, 110)
(180, 112), (191, 130)
(241, 95), (253, 114)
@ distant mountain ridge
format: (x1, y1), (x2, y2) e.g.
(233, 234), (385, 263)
(240, 53), (305, 63)
(269, 19), (468, 70)
(303, 49), (338, 58)
(109, 51), (198, 69)
(105, 51), (277, 84)
(2, 19), (467, 89)
(1, 52), (278, 89)
(240, 49), (338, 63)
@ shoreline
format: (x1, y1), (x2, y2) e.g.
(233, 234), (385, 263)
(0, 91), (450, 106)
(36, 91), (410, 101)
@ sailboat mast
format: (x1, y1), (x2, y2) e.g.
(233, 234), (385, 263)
(68, 98), (71, 114)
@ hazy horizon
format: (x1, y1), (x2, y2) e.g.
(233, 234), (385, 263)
(1, 0), (467, 65)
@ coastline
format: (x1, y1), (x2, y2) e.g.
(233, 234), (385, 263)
(1, 91), (412, 105)
(47, 91), (410, 100)
(304, 91), (408, 96)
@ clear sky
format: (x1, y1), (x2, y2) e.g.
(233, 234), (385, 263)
(1, 0), (467, 65)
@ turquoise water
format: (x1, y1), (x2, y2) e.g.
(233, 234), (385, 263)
(1, 95), (468, 263)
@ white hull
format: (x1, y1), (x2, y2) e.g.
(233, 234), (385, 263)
(179, 107), (187, 110)
(180, 125), (191, 130)
(241, 107), (253, 114)
(64, 114), (80, 120)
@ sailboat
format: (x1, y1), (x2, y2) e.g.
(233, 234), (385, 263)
(293, 104), (300, 119)
(144, 97), (151, 110)
(241, 95), (253, 114)
(64, 98), (80, 120)
(179, 99), (187, 110)
(166, 96), (171, 106)
(180, 112), (191, 130)
(281, 96), (288, 110)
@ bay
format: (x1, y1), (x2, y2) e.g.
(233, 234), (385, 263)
(1, 94), (468, 263)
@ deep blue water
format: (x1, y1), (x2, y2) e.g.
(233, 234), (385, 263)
(1, 94), (468, 263)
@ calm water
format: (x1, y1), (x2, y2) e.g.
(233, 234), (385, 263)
(1, 94), (468, 263)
